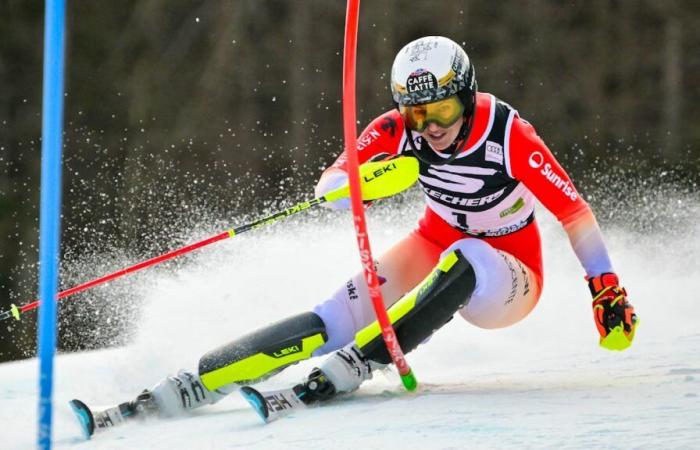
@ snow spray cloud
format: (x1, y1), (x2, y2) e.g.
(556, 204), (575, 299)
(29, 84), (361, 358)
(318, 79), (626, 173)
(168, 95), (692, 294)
(2, 131), (697, 365)
(55, 163), (700, 359)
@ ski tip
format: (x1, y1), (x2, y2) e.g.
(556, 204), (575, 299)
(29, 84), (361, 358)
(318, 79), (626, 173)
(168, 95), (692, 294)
(69, 399), (95, 439)
(240, 386), (270, 423)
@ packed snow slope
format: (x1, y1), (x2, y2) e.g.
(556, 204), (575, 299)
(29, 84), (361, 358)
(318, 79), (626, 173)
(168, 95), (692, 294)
(1, 198), (699, 449)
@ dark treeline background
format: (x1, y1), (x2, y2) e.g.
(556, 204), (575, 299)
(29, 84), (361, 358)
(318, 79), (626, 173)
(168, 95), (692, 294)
(1, 1), (698, 362)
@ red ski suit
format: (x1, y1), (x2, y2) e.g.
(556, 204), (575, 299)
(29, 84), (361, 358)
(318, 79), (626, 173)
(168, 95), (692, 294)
(319, 92), (613, 288)
(312, 92), (613, 348)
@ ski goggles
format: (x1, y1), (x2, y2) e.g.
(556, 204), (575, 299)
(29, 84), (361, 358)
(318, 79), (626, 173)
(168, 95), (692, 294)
(399, 95), (465, 132)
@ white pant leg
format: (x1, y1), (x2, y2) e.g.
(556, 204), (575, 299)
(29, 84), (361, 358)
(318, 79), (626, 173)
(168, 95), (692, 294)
(442, 238), (541, 329)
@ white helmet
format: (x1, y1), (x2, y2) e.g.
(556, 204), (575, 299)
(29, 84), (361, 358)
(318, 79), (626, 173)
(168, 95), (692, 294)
(390, 36), (478, 164)
(391, 36), (476, 108)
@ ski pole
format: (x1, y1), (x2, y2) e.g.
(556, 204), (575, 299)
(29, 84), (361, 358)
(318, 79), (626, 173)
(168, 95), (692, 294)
(0, 156), (419, 323)
(342, 0), (417, 391)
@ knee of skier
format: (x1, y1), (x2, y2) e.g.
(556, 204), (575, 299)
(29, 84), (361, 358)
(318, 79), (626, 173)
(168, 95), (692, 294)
(440, 238), (492, 297)
(441, 239), (501, 328)
(443, 238), (540, 329)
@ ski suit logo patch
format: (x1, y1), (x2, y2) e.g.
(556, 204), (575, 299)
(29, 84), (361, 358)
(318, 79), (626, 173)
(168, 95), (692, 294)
(485, 141), (503, 164)
(539, 163), (578, 201)
(529, 151), (577, 201)
(357, 129), (381, 151)
(528, 151), (544, 169)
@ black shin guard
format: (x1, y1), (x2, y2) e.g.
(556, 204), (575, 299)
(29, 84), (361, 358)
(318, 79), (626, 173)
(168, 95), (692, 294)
(198, 312), (327, 390)
(356, 250), (476, 365)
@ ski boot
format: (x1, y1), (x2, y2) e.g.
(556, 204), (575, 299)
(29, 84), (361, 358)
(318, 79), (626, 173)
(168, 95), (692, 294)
(70, 370), (229, 438)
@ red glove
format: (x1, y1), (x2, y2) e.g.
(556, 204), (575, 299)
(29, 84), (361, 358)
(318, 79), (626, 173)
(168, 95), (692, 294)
(588, 273), (638, 351)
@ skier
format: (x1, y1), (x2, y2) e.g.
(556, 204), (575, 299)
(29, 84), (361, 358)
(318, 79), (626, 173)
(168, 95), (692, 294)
(71, 36), (638, 434)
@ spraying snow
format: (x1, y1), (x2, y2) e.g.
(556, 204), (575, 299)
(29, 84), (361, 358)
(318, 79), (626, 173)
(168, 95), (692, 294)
(1, 191), (699, 449)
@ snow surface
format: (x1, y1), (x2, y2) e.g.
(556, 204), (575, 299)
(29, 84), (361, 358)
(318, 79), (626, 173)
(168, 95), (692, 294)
(1, 201), (699, 449)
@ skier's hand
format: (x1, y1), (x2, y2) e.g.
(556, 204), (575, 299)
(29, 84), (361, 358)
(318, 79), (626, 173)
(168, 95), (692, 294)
(315, 153), (395, 210)
(588, 273), (638, 351)
(316, 169), (351, 210)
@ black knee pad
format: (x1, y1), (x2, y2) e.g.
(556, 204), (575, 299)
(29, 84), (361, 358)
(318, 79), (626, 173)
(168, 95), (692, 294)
(199, 312), (327, 390)
(356, 250), (475, 365)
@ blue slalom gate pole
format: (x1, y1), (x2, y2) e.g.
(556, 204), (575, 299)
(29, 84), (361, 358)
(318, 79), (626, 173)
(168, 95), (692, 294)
(37, 0), (67, 448)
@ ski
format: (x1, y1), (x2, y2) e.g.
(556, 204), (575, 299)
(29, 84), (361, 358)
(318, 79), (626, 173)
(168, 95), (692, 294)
(69, 390), (156, 439)
(69, 399), (96, 438)
(69, 398), (132, 438)
(240, 385), (308, 423)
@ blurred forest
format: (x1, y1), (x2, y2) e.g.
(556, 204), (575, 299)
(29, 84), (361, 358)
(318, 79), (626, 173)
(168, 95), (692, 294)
(1, 0), (699, 362)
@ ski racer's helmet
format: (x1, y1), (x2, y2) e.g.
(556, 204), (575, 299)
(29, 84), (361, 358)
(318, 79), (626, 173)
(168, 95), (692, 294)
(390, 36), (477, 165)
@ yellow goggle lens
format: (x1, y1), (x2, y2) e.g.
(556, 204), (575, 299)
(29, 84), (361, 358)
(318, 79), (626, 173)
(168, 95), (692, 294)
(399, 96), (465, 132)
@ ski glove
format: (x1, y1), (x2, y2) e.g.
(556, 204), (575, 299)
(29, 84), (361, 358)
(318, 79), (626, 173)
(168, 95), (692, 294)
(588, 273), (638, 351)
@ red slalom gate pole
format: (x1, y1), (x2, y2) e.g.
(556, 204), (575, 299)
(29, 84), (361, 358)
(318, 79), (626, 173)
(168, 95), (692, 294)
(342, 0), (417, 391)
